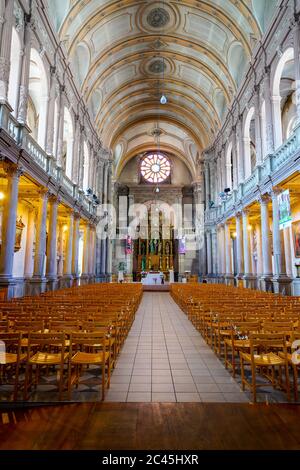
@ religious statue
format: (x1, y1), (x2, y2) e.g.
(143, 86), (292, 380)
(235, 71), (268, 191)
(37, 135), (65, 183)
(14, 216), (25, 252)
(141, 256), (146, 271)
(141, 241), (146, 255)
(158, 240), (162, 254)
(165, 241), (170, 255)
(148, 257), (152, 270)
(150, 239), (156, 254)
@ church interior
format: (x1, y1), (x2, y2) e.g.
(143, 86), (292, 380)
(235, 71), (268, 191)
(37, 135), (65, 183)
(1, 0), (300, 454)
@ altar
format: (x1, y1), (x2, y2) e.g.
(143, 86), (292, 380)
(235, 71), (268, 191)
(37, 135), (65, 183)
(141, 272), (164, 285)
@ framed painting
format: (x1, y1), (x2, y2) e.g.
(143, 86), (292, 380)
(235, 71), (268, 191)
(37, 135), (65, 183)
(292, 221), (300, 257)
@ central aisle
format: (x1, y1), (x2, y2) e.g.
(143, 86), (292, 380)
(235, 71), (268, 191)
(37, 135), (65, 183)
(106, 293), (248, 403)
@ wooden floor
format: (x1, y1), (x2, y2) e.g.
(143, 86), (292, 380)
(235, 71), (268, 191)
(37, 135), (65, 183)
(1, 402), (300, 449)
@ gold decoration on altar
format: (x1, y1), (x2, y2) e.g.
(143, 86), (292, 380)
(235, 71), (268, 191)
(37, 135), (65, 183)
(14, 216), (25, 252)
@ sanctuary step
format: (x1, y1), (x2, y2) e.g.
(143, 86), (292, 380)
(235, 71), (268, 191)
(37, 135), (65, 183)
(142, 283), (170, 292)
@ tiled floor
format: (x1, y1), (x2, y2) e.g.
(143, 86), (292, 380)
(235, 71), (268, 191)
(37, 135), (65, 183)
(105, 292), (249, 403)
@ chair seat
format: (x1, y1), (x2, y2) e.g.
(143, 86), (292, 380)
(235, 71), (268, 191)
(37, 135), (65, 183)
(225, 338), (250, 348)
(241, 351), (285, 366)
(29, 352), (69, 364)
(219, 330), (231, 336)
(0, 353), (26, 364)
(71, 351), (110, 364)
(279, 351), (300, 364)
(20, 338), (39, 348)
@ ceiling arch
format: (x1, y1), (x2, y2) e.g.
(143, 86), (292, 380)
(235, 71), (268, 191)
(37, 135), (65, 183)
(46, 0), (274, 173)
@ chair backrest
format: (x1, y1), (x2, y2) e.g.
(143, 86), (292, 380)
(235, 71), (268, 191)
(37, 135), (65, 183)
(69, 332), (110, 354)
(0, 320), (9, 332)
(49, 321), (80, 332)
(249, 332), (287, 355)
(14, 320), (44, 332)
(27, 332), (66, 349)
(232, 321), (261, 337)
(262, 321), (294, 333)
(0, 332), (22, 363)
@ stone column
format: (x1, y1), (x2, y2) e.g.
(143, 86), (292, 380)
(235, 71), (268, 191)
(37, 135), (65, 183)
(32, 190), (49, 280)
(0, 0), (14, 102)
(271, 95), (282, 149)
(242, 209), (255, 287)
(224, 222), (233, 283)
(24, 207), (35, 278)
(193, 158), (206, 277)
(206, 230), (212, 276)
(235, 213), (243, 280)
(102, 162), (108, 204)
(46, 196), (58, 281)
(259, 195), (273, 290)
(57, 222), (64, 277)
(56, 89), (65, 167)
(218, 224), (226, 280)
(89, 226), (96, 277)
(0, 164), (22, 283)
(17, 15), (32, 124)
(101, 237), (107, 276)
(72, 213), (80, 279)
(78, 127), (84, 189)
(63, 211), (74, 279)
(211, 228), (218, 277)
(254, 85), (262, 165)
(231, 125), (238, 189)
(271, 189), (292, 294)
(106, 162), (113, 281)
(81, 223), (90, 279)
(255, 223), (263, 276)
(264, 67), (275, 155)
(95, 234), (102, 280)
(204, 162), (210, 208)
(294, 18), (300, 125)
(71, 116), (80, 184)
(236, 116), (244, 184)
(97, 160), (104, 202)
(45, 68), (57, 156)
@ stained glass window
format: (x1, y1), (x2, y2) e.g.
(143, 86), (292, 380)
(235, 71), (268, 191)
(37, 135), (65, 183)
(140, 153), (171, 183)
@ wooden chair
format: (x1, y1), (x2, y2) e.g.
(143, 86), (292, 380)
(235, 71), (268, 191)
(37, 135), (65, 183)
(68, 332), (111, 400)
(0, 332), (26, 400)
(279, 331), (300, 401)
(24, 332), (69, 400)
(224, 321), (261, 377)
(240, 333), (290, 403)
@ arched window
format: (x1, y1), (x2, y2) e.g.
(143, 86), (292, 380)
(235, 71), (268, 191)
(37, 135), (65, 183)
(83, 141), (90, 191)
(243, 107), (256, 178)
(272, 47), (295, 148)
(63, 107), (74, 179)
(27, 48), (49, 148)
(8, 28), (21, 116)
(225, 142), (233, 190)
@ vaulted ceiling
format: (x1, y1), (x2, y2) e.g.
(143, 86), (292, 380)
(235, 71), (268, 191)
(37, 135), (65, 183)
(46, 0), (277, 178)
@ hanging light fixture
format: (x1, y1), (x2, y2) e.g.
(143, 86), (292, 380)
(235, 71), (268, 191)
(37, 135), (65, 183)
(160, 55), (167, 104)
(160, 93), (167, 105)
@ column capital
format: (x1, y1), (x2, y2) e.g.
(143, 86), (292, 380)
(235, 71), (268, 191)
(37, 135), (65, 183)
(235, 211), (242, 219)
(38, 188), (51, 199)
(48, 194), (60, 204)
(270, 186), (283, 198)
(4, 163), (23, 178)
(258, 193), (271, 204)
(242, 208), (250, 216)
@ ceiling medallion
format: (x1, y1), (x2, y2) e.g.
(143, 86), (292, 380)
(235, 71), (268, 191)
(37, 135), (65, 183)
(147, 8), (170, 28)
(149, 59), (166, 74)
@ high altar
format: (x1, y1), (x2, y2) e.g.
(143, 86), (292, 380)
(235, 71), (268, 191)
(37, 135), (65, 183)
(133, 209), (175, 281)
